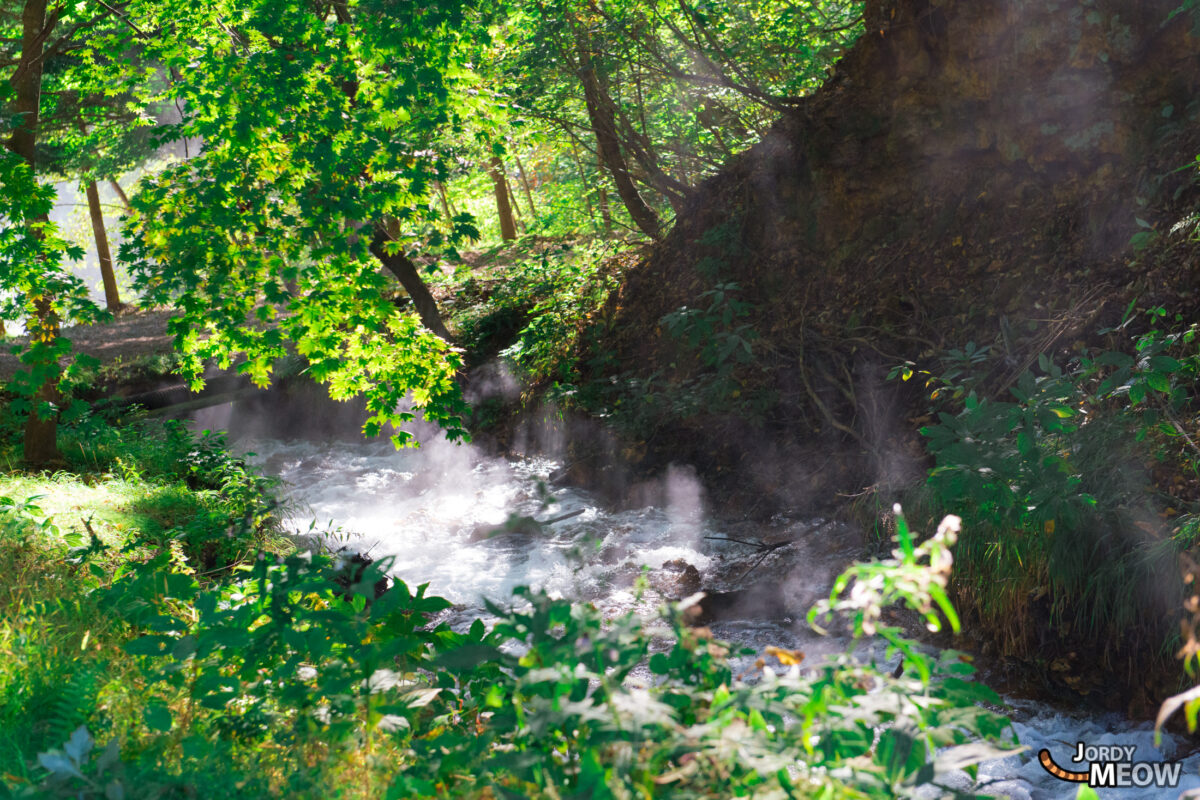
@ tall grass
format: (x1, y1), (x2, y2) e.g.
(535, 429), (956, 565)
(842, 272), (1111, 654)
(0, 415), (291, 788)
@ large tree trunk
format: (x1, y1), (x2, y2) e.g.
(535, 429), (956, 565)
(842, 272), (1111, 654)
(369, 220), (452, 341)
(488, 155), (518, 241)
(576, 45), (661, 239)
(86, 180), (122, 312)
(10, 0), (60, 466)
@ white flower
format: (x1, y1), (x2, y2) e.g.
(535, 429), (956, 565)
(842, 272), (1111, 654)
(377, 715), (410, 732)
(368, 669), (404, 693)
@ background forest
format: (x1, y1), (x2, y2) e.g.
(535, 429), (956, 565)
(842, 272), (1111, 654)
(2, 0), (1200, 797)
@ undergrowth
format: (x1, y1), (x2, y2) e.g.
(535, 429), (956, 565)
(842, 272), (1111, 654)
(0, 413), (1019, 798)
(450, 238), (628, 424)
(0, 413), (288, 794)
(577, 217), (778, 440)
(892, 306), (1200, 696)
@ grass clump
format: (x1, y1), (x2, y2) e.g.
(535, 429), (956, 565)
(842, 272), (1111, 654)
(893, 309), (1200, 698)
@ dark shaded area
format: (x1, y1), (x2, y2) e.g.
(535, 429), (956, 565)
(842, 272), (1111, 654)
(331, 550), (391, 601)
(597, 0), (1200, 507)
(581, 0), (1200, 712)
(0, 309), (177, 382)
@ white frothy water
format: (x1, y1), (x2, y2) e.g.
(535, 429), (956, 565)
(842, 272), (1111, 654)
(243, 432), (1200, 799)
(246, 435), (713, 609)
(974, 701), (1200, 799)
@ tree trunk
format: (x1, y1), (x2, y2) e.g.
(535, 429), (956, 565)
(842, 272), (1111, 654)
(435, 181), (453, 223)
(512, 151), (538, 222)
(613, 100), (689, 213)
(86, 180), (122, 312)
(576, 42), (660, 239)
(11, 0), (60, 465)
(368, 220), (452, 341)
(488, 155), (518, 240)
(109, 179), (132, 212)
(505, 169), (526, 233)
(567, 140), (598, 232)
(595, 154), (614, 236)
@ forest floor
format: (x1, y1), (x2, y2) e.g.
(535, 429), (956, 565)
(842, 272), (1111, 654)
(0, 308), (177, 382)
(0, 239), (577, 385)
(0, 233), (618, 386)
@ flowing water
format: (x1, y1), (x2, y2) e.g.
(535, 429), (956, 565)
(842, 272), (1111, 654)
(193, 399), (1200, 799)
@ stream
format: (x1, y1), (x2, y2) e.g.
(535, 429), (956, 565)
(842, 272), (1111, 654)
(194, 400), (1200, 799)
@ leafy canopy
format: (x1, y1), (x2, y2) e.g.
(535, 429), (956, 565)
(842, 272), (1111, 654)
(122, 0), (493, 444)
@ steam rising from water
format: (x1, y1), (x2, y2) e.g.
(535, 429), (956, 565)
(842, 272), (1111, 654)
(244, 428), (717, 610)
(220, 399), (1200, 800)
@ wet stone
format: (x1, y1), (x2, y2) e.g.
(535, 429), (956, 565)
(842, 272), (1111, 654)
(650, 559), (703, 600)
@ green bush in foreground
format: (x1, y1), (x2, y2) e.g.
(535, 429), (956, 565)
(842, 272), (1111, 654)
(0, 415), (288, 794)
(14, 491), (1017, 798)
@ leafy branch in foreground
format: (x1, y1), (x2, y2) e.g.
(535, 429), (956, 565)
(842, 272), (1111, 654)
(810, 509), (961, 642)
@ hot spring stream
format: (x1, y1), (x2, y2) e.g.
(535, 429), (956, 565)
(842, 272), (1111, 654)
(206, 418), (1200, 799)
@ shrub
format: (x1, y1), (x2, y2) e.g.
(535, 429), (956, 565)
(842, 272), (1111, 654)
(898, 309), (1200, 680)
(21, 509), (1017, 798)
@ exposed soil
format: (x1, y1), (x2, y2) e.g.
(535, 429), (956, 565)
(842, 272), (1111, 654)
(594, 0), (1200, 505)
(0, 308), (177, 383)
(574, 0), (1200, 714)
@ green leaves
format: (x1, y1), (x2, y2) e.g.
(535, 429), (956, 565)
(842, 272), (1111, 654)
(143, 703), (173, 732)
(121, 0), (479, 445)
(811, 509), (962, 638)
(92, 501), (1017, 799)
(0, 151), (99, 411)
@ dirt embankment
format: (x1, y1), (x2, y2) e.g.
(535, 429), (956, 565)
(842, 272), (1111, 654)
(0, 309), (177, 385)
(597, 0), (1200, 505)
(577, 0), (1200, 712)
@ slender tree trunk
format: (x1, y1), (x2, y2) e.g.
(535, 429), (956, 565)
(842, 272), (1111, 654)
(11, 0), (60, 465)
(109, 179), (132, 212)
(577, 47), (660, 239)
(488, 155), (518, 241)
(440, 182), (459, 217)
(435, 181), (453, 223)
(512, 152), (538, 222)
(369, 220), (452, 341)
(567, 140), (598, 232)
(595, 154), (614, 236)
(505, 170), (526, 233)
(86, 180), (122, 312)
